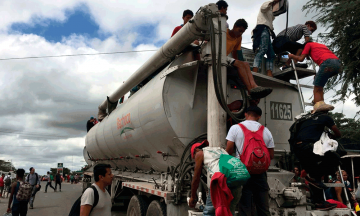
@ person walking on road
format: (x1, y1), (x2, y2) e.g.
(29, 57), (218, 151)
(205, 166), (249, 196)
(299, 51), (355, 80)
(80, 164), (113, 216)
(0, 173), (5, 197)
(7, 169), (28, 216)
(4, 172), (12, 198)
(44, 172), (55, 193)
(70, 174), (74, 184)
(25, 167), (40, 209)
(55, 171), (61, 192)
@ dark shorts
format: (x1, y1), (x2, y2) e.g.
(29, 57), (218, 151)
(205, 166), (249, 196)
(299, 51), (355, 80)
(313, 59), (341, 87)
(281, 41), (304, 54)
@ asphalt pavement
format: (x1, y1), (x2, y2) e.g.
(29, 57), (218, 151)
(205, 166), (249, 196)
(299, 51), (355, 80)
(0, 181), (127, 216)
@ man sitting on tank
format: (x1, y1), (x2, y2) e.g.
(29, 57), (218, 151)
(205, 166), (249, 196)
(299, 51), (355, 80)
(226, 19), (272, 99)
(289, 101), (341, 210)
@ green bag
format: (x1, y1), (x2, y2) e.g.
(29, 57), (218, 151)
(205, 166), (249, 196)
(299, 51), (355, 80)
(219, 154), (250, 187)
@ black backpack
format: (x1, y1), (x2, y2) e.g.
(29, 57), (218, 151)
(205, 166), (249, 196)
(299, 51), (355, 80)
(288, 112), (326, 152)
(68, 186), (99, 216)
(4, 177), (11, 186)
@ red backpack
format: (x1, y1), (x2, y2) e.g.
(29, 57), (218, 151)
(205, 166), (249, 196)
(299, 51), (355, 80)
(238, 124), (270, 174)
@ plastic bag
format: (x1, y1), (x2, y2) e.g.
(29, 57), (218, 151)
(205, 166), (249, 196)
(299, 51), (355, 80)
(3, 213), (12, 216)
(219, 154), (250, 187)
(313, 132), (338, 156)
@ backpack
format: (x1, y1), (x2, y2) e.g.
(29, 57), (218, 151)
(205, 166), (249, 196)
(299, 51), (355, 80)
(237, 124), (271, 174)
(16, 181), (33, 201)
(26, 173), (41, 191)
(288, 112), (326, 152)
(26, 173), (39, 184)
(5, 177), (11, 186)
(68, 186), (99, 216)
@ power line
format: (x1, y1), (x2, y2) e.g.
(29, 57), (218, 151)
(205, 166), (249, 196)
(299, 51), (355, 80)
(0, 42), (255, 61)
(0, 50), (158, 61)
(0, 129), (71, 139)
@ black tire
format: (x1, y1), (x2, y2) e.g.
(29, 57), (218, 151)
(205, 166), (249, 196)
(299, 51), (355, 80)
(146, 200), (166, 216)
(127, 195), (148, 216)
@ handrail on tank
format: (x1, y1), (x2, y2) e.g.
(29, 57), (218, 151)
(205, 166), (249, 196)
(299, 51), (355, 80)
(97, 3), (219, 121)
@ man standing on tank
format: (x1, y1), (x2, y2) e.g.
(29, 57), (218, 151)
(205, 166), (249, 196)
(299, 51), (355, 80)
(252, 0), (279, 77)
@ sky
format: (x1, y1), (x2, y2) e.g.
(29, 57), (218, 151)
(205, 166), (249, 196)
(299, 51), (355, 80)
(0, 0), (357, 175)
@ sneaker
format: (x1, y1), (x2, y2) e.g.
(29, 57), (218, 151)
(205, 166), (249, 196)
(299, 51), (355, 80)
(59, 189), (61, 192)
(29, 204), (33, 209)
(249, 87), (273, 99)
(305, 176), (327, 189)
(315, 201), (337, 211)
(44, 191), (47, 193)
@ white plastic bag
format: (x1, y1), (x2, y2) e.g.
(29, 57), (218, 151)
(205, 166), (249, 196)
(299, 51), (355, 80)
(313, 132), (338, 156)
(203, 147), (228, 176)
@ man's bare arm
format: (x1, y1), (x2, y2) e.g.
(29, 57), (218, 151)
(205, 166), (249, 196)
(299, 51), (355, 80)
(268, 148), (275, 160)
(191, 151), (204, 199)
(80, 205), (92, 216)
(331, 125), (341, 138)
(226, 140), (235, 155)
(289, 54), (307, 62)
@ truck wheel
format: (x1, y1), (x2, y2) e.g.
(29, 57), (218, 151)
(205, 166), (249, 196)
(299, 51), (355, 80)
(127, 195), (148, 216)
(146, 200), (166, 216)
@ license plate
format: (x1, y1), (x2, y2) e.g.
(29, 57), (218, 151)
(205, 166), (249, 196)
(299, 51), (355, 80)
(270, 102), (293, 121)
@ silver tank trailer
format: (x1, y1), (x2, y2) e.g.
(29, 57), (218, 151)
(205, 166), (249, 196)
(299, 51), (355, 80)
(85, 50), (304, 172)
(85, 53), (208, 171)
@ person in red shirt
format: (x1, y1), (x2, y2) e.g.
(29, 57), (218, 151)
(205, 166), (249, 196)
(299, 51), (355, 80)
(0, 173), (5, 197)
(171, 10), (194, 37)
(289, 42), (341, 104)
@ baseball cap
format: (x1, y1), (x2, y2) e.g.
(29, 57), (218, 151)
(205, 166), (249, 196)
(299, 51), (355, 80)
(245, 106), (262, 116)
(90, 116), (94, 120)
(191, 140), (209, 159)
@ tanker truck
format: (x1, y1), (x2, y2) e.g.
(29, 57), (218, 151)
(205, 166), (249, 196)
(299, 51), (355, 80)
(82, 3), (352, 216)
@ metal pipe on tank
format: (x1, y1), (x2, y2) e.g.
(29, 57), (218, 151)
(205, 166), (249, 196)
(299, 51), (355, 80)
(208, 15), (227, 148)
(98, 4), (219, 120)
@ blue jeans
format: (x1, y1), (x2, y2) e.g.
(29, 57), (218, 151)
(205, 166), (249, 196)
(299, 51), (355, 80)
(203, 187), (242, 216)
(313, 59), (341, 87)
(253, 28), (275, 71)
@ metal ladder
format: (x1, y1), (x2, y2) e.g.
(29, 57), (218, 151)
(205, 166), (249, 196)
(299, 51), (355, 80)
(290, 57), (316, 113)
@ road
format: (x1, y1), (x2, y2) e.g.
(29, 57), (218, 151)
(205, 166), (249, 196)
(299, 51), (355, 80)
(0, 182), (127, 216)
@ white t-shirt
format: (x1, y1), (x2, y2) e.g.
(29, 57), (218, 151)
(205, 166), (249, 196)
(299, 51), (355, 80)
(81, 183), (112, 216)
(226, 120), (275, 158)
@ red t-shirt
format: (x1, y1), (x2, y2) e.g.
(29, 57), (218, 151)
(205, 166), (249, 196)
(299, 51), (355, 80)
(171, 26), (182, 37)
(0, 177), (4, 187)
(302, 42), (338, 66)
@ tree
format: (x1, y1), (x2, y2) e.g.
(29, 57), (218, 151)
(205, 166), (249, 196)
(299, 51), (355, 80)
(302, 0), (360, 113)
(50, 167), (71, 176)
(329, 112), (360, 149)
(0, 160), (16, 172)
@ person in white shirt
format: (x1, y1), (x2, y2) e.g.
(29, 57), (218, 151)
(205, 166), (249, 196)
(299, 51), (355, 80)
(80, 164), (113, 216)
(252, 0), (279, 77)
(226, 106), (274, 216)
